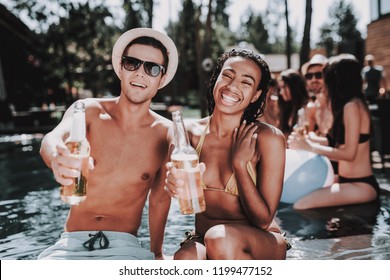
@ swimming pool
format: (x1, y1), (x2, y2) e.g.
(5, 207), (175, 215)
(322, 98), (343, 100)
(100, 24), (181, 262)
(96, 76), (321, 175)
(0, 135), (389, 259)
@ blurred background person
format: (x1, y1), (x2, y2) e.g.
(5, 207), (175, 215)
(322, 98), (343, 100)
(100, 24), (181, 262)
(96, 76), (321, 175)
(362, 54), (388, 104)
(277, 69), (313, 137)
(258, 74), (280, 128)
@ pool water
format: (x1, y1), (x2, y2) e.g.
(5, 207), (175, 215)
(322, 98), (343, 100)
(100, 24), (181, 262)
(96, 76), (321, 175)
(0, 135), (389, 259)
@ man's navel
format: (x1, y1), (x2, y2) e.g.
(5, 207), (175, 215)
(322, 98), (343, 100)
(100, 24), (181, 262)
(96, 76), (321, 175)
(141, 173), (151, 181)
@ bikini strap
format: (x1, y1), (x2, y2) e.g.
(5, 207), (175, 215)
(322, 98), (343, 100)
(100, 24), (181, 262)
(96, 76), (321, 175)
(195, 117), (211, 156)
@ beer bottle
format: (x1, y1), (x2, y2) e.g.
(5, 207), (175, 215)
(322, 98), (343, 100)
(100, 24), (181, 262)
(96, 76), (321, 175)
(60, 101), (90, 205)
(295, 108), (309, 136)
(171, 111), (206, 214)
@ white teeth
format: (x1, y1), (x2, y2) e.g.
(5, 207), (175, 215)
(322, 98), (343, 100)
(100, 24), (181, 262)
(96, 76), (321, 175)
(222, 93), (239, 103)
(131, 82), (146, 88)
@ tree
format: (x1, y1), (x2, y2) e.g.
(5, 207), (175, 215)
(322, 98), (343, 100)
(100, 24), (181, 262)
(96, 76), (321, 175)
(168, 0), (198, 105)
(215, 0), (230, 28)
(264, 0), (284, 46)
(196, 0), (213, 117)
(122, 0), (152, 29)
(300, 0), (312, 68)
(7, 0), (120, 101)
(238, 9), (271, 54)
(168, 0), (234, 116)
(42, 2), (118, 100)
(141, 0), (154, 27)
(284, 0), (291, 68)
(317, 0), (364, 59)
(264, 0), (299, 55)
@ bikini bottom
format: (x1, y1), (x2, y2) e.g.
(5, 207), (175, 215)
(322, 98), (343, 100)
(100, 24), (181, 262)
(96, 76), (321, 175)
(180, 230), (292, 250)
(339, 175), (381, 198)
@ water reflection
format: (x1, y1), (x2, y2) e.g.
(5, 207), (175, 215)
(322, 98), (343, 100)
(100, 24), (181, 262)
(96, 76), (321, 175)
(0, 135), (389, 260)
(276, 184), (390, 259)
(277, 199), (384, 240)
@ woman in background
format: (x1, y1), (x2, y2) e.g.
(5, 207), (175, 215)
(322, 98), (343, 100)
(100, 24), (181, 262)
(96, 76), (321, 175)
(277, 69), (314, 137)
(288, 54), (380, 209)
(258, 74), (280, 128)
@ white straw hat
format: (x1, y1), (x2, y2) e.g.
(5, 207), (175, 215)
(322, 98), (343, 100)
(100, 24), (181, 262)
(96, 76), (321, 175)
(112, 28), (178, 88)
(301, 54), (328, 75)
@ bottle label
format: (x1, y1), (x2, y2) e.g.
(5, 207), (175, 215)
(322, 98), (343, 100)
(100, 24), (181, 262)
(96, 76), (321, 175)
(69, 113), (86, 142)
(171, 154), (205, 214)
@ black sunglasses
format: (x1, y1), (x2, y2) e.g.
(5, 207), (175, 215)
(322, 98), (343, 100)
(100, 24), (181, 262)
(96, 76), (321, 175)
(121, 56), (165, 77)
(305, 71), (323, 80)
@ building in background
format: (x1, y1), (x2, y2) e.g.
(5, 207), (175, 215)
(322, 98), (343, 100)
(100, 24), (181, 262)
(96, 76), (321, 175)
(0, 4), (49, 132)
(366, 0), (390, 92)
(0, 4), (44, 112)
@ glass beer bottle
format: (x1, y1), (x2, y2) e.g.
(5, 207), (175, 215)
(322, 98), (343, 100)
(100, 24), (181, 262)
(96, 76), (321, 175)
(171, 111), (206, 215)
(60, 101), (90, 205)
(295, 107), (309, 136)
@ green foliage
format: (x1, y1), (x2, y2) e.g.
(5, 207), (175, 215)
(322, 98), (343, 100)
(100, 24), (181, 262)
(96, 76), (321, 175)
(122, 0), (152, 29)
(167, 0), (235, 110)
(238, 9), (271, 54)
(317, 0), (363, 57)
(172, 0), (197, 72)
(237, 1), (300, 56)
(215, 0), (230, 28)
(3, 0), (310, 111)
(41, 2), (119, 99)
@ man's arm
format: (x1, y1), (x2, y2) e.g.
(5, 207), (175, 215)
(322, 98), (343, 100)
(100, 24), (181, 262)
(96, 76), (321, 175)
(148, 153), (171, 259)
(148, 125), (174, 259)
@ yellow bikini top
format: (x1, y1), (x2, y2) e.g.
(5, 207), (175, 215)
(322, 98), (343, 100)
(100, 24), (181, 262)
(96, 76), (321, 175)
(195, 117), (257, 197)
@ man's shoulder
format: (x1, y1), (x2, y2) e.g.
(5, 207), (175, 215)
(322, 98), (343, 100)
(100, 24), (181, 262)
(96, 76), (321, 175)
(83, 97), (118, 110)
(150, 110), (172, 127)
(365, 66), (383, 74)
(374, 65), (384, 71)
(362, 66), (370, 73)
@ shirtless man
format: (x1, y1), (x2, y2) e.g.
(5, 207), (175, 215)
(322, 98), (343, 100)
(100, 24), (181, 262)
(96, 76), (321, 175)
(37, 28), (178, 260)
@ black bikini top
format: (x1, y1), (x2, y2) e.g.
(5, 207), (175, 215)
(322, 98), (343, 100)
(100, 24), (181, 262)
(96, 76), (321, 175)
(327, 132), (370, 147)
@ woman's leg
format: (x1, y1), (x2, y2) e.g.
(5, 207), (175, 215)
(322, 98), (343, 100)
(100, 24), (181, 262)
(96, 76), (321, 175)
(173, 240), (207, 260)
(204, 224), (287, 260)
(293, 182), (377, 210)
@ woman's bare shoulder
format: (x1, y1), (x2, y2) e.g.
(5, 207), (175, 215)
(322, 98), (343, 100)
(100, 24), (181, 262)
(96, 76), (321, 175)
(253, 123), (286, 166)
(255, 121), (284, 138)
(255, 121), (286, 150)
(343, 98), (362, 115)
(186, 116), (210, 137)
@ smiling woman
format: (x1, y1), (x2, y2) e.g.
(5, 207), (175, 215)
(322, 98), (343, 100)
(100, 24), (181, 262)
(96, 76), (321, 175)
(164, 48), (289, 260)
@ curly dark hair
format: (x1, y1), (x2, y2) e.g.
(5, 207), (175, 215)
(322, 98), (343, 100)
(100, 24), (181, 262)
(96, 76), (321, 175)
(206, 48), (271, 124)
